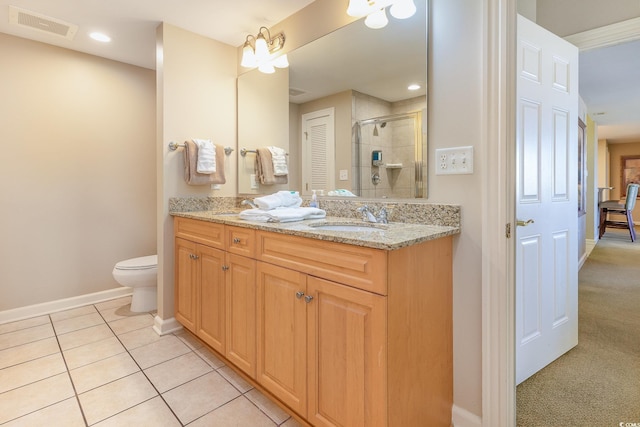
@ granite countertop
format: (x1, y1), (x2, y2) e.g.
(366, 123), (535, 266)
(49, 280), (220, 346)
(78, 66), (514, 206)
(171, 210), (459, 251)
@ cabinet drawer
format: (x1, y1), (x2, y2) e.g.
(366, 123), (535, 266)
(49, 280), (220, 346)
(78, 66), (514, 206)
(226, 226), (256, 257)
(174, 217), (224, 249)
(256, 231), (387, 295)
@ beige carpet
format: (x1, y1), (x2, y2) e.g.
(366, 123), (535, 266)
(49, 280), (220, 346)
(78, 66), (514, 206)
(517, 228), (640, 427)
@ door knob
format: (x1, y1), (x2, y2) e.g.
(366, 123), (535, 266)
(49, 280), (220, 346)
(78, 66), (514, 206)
(295, 291), (305, 299)
(516, 219), (535, 227)
(304, 295), (314, 303)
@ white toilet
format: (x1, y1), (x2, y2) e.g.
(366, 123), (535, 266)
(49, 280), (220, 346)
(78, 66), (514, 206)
(112, 255), (158, 312)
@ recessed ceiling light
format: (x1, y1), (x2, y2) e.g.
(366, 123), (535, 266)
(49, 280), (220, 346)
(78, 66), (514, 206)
(408, 83), (421, 91)
(90, 32), (111, 42)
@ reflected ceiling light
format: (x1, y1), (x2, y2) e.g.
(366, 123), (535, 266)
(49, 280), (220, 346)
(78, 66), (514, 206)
(407, 83), (421, 91)
(346, 0), (416, 29)
(89, 32), (111, 42)
(240, 26), (288, 74)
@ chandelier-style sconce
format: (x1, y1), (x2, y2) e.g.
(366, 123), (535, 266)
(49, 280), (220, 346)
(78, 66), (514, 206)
(240, 26), (288, 74)
(347, 0), (417, 29)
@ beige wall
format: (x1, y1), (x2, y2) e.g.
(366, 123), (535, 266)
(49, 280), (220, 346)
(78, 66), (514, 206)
(607, 141), (640, 221)
(586, 115), (598, 240)
(430, 0), (483, 416)
(156, 23), (237, 321)
(0, 33), (156, 311)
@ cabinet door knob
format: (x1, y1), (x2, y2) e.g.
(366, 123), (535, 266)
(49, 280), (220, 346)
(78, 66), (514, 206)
(295, 291), (305, 299)
(189, 253), (199, 260)
(222, 265), (229, 271)
(304, 295), (314, 303)
(233, 237), (241, 244)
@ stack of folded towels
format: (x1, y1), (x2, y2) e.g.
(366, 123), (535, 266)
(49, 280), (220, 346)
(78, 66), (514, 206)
(239, 191), (326, 223)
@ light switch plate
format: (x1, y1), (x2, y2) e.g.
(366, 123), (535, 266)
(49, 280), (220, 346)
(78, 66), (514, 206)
(250, 174), (258, 189)
(339, 169), (348, 180)
(435, 146), (474, 175)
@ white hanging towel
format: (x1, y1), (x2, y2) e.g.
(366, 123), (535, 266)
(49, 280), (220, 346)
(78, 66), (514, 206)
(267, 146), (288, 176)
(193, 138), (216, 174)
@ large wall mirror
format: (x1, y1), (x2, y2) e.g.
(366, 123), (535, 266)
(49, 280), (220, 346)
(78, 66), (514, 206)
(237, 1), (427, 199)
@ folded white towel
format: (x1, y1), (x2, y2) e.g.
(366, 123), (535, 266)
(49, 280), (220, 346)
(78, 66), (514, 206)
(193, 138), (216, 174)
(254, 191), (302, 210)
(268, 146), (288, 176)
(239, 207), (326, 223)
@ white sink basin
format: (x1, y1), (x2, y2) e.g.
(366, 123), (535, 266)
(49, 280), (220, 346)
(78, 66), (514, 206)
(308, 224), (385, 232)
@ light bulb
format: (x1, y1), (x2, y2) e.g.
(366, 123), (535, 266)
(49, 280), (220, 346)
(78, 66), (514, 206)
(258, 62), (275, 74)
(254, 34), (270, 62)
(272, 54), (289, 68)
(365, 8), (388, 29)
(389, 0), (416, 19)
(240, 43), (256, 68)
(346, 0), (370, 17)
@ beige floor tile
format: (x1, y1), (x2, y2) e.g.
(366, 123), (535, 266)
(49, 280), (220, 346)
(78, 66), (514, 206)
(194, 345), (226, 369)
(189, 396), (277, 427)
(0, 324), (55, 351)
(57, 324), (114, 351)
(0, 316), (50, 335)
(0, 373), (75, 424)
(246, 388), (293, 425)
(144, 351), (212, 393)
(217, 365), (253, 393)
(0, 337), (59, 369)
(281, 417), (306, 427)
(69, 352), (140, 393)
(51, 312), (105, 335)
(108, 313), (155, 335)
(94, 296), (132, 312)
(174, 329), (204, 350)
(162, 371), (241, 425)
(117, 326), (162, 350)
(2, 397), (85, 427)
(93, 396), (180, 427)
(0, 353), (67, 394)
(129, 335), (191, 369)
(99, 304), (145, 322)
(78, 371), (157, 425)
(63, 336), (125, 370)
(49, 305), (97, 322)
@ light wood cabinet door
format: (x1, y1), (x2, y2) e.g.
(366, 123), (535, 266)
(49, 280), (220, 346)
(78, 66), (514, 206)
(307, 276), (387, 427)
(225, 253), (256, 378)
(175, 237), (197, 332)
(197, 245), (226, 354)
(256, 262), (308, 416)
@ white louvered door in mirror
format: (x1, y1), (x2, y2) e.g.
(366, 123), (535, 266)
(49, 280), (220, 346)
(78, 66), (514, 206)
(301, 108), (335, 196)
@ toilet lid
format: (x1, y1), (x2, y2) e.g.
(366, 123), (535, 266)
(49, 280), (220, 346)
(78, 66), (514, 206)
(115, 255), (157, 270)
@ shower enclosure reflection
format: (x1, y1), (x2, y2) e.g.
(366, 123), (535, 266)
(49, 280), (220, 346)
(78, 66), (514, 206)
(353, 109), (425, 198)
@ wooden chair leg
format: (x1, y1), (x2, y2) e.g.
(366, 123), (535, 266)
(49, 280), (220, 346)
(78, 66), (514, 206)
(599, 207), (607, 239)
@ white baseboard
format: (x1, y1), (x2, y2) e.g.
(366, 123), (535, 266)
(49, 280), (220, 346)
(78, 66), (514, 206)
(452, 405), (482, 427)
(0, 287), (133, 325)
(153, 315), (183, 336)
(580, 238), (597, 270)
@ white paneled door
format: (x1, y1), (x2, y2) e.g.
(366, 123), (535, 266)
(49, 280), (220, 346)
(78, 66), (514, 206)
(301, 108), (335, 196)
(516, 15), (579, 385)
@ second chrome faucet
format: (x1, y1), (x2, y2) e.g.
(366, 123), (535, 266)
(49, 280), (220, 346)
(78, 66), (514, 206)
(356, 205), (388, 224)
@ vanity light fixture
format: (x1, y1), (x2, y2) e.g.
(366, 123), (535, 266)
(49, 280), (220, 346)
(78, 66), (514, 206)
(347, 0), (417, 29)
(240, 26), (288, 74)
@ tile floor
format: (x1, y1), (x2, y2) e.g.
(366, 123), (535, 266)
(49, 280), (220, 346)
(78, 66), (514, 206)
(0, 297), (302, 426)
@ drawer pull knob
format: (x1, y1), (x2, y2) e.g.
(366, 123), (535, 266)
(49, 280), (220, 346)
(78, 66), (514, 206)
(304, 295), (314, 303)
(189, 254), (199, 260)
(233, 237), (241, 244)
(222, 265), (229, 271)
(295, 291), (305, 299)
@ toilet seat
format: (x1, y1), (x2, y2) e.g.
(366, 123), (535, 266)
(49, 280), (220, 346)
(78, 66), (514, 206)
(114, 255), (157, 271)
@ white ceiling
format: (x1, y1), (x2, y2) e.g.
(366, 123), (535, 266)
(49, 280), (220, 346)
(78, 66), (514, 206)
(1, 0), (638, 143)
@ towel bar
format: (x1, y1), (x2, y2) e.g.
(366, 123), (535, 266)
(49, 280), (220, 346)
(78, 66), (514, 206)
(168, 142), (234, 155)
(240, 147), (289, 157)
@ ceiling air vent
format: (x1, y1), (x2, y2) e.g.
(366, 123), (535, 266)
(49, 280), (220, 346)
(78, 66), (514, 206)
(289, 88), (307, 97)
(8, 6), (78, 40)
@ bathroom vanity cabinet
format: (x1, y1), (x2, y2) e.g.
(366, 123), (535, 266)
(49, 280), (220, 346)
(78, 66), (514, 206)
(173, 216), (453, 427)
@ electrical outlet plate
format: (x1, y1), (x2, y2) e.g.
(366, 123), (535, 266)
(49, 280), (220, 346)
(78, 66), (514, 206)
(435, 146), (474, 175)
(339, 169), (348, 180)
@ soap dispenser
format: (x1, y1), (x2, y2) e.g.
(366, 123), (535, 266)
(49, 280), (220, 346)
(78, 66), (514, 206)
(310, 190), (319, 208)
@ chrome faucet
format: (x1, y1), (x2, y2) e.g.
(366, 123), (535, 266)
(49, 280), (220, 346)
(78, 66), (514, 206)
(356, 205), (388, 224)
(241, 199), (258, 209)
